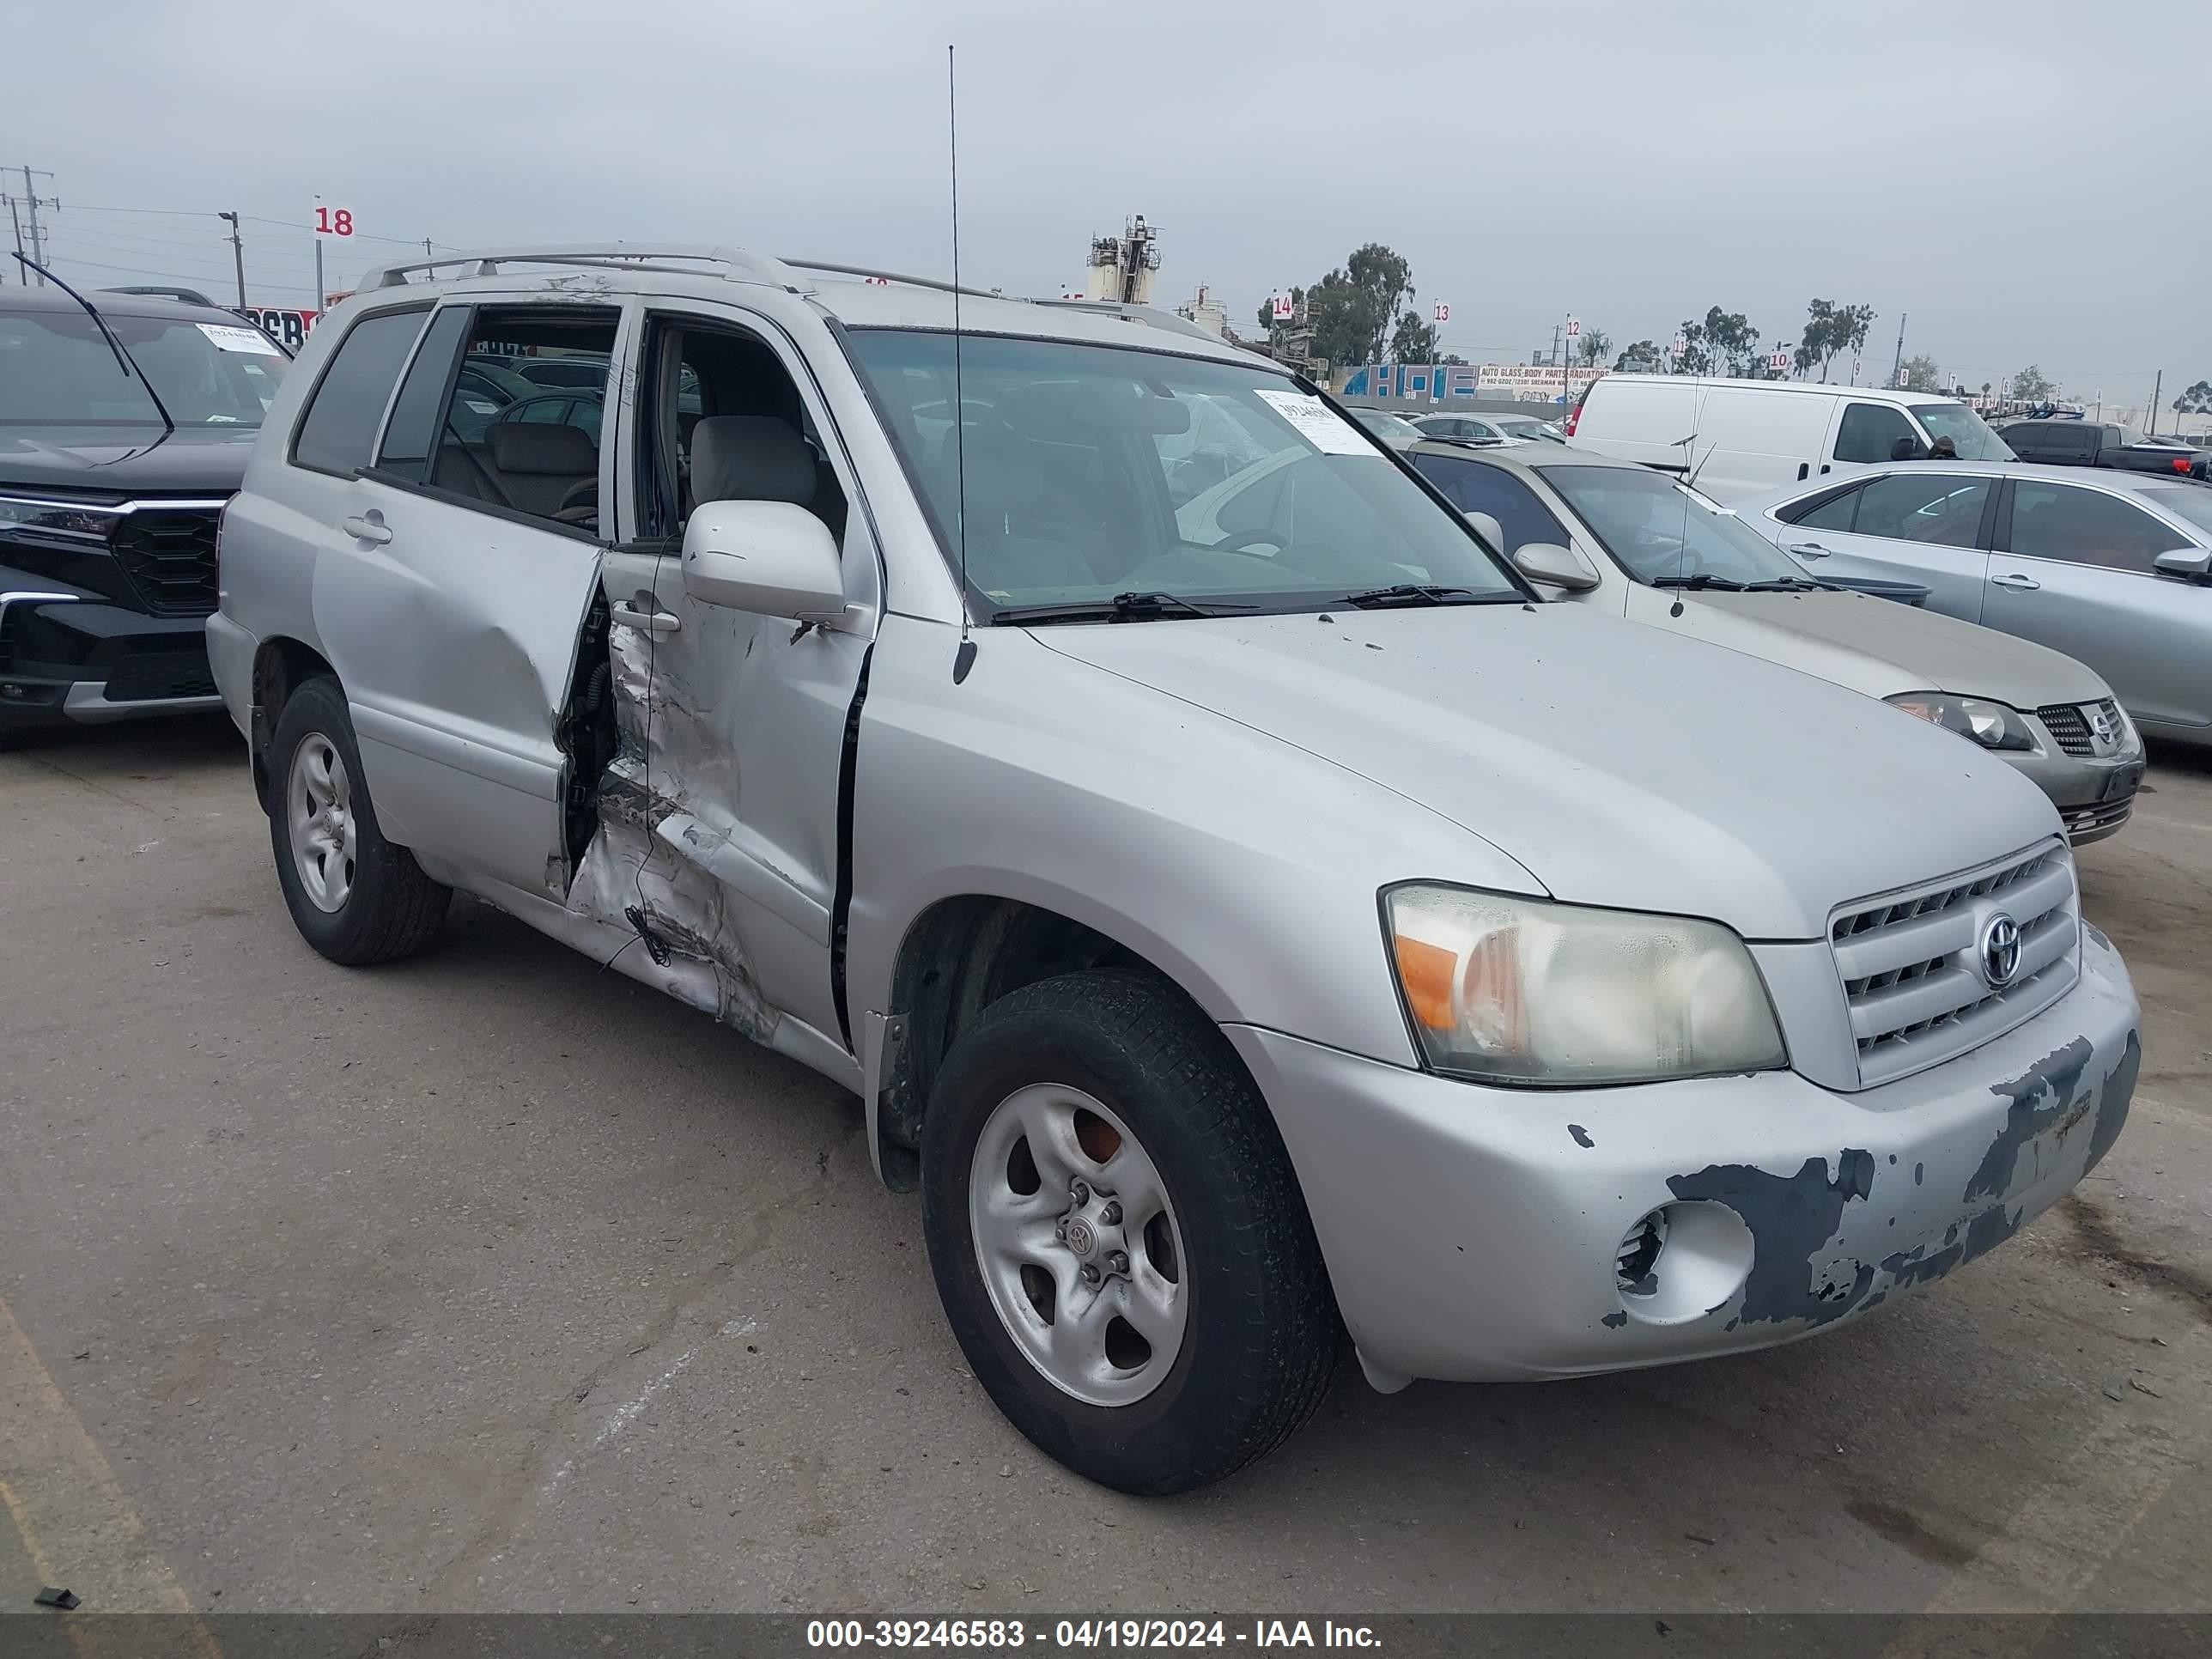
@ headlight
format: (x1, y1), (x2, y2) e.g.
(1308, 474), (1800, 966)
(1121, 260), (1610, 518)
(0, 493), (119, 549)
(1886, 691), (2033, 751)
(1383, 884), (1787, 1086)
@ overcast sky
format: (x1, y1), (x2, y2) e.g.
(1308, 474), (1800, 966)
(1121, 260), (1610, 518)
(11, 0), (2208, 402)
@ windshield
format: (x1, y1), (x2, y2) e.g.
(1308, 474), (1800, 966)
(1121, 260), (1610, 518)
(1914, 400), (2014, 460)
(0, 307), (289, 427)
(2138, 486), (2212, 538)
(1495, 418), (1552, 442)
(845, 330), (1522, 616)
(1348, 408), (1423, 445)
(1537, 462), (1809, 586)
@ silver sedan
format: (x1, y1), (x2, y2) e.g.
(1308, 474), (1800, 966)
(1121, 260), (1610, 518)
(1740, 460), (2212, 750)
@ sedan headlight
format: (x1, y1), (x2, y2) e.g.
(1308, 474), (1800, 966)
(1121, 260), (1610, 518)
(1886, 691), (2033, 751)
(1383, 884), (1787, 1086)
(0, 492), (119, 550)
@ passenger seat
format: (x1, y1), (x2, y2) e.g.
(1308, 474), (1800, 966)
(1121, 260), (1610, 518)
(483, 425), (597, 518)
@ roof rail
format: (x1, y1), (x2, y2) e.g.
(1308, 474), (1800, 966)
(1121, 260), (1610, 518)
(1032, 298), (1230, 346)
(357, 243), (809, 293)
(783, 259), (1012, 303)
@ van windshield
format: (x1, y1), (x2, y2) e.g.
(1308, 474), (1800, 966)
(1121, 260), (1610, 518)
(845, 330), (1523, 618)
(1914, 401), (2014, 461)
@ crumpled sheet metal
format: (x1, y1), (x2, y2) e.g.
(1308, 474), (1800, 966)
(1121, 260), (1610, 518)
(565, 610), (775, 1043)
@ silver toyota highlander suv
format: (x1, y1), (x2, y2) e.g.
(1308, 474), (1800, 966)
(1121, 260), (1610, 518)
(209, 245), (2142, 1494)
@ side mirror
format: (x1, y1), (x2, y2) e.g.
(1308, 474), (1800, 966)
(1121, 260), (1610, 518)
(681, 500), (844, 622)
(2153, 547), (2211, 581)
(1462, 509), (1507, 550)
(1512, 541), (1601, 592)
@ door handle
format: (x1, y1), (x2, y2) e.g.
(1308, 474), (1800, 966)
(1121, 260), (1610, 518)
(1990, 572), (2041, 592)
(341, 514), (392, 545)
(610, 601), (682, 635)
(1786, 542), (1831, 558)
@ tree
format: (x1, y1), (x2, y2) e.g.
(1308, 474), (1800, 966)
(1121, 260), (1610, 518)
(1285, 243), (1419, 367)
(1898, 354), (1943, 392)
(1614, 339), (1664, 374)
(1389, 311), (1438, 364)
(1576, 325), (1611, 368)
(2170, 379), (2211, 413)
(1671, 307), (1760, 377)
(1791, 299), (1877, 381)
(2011, 364), (2057, 403)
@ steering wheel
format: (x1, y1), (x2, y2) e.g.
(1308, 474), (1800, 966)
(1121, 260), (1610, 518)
(1211, 526), (1289, 555)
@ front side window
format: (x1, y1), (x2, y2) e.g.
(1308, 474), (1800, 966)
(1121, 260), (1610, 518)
(1834, 401), (1920, 464)
(1913, 401), (2014, 459)
(845, 331), (1521, 616)
(1849, 472), (1990, 548)
(1408, 454), (1567, 556)
(0, 306), (290, 428)
(292, 308), (428, 475)
(1538, 463), (1812, 586)
(2008, 483), (2179, 572)
(2136, 485), (2212, 538)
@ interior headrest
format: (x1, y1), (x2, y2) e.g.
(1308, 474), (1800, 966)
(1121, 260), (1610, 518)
(486, 422), (597, 476)
(691, 415), (818, 507)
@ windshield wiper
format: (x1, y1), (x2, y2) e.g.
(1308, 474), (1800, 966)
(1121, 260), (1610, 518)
(1742, 576), (1824, 592)
(988, 591), (1255, 626)
(1339, 583), (1496, 609)
(10, 252), (175, 439)
(1649, 574), (1748, 591)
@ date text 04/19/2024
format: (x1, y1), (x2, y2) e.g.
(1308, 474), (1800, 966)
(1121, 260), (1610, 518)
(805, 1620), (1382, 1649)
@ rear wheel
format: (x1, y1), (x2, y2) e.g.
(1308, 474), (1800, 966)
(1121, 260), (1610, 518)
(921, 970), (1339, 1494)
(267, 676), (450, 964)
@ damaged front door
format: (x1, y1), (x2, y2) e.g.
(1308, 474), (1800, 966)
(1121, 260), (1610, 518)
(582, 304), (880, 1050)
(319, 299), (628, 900)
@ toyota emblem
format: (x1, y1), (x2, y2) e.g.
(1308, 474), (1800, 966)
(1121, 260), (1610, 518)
(1980, 913), (2022, 988)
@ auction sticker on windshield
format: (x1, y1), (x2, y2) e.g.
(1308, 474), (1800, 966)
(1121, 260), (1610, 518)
(198, 322), (284, 355)
(1253, 388), (1370, 455)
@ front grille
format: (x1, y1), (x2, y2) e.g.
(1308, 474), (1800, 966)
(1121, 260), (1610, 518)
(109, 507), (220, 617)
(1831, 842), (2079, 1089)
(103, 650), (216, 703)
(2034, 698), (2122, 758)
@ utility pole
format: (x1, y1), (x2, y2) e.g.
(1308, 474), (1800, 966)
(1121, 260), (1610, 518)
(2148, 370), (2162, 437)
(218, 211), (247, 308)
(1889, 312), (1907, 388)
(422, 237), (433, 260)
(5, 194), (24, 282)
(7, 166), (57, 283)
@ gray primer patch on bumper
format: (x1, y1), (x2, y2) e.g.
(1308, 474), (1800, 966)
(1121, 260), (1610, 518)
(1667, 1151), (1876, 1329)
(1568, 1124), (1594, 1149)
(2083, 1030), (2139, 1176)
(1966, 1037), (2094, 1202)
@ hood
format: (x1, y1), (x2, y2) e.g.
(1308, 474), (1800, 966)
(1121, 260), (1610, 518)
(1668, 587), (2112, 708)
(0, 424), (258, 496)
(1034, 604), (2058, 941)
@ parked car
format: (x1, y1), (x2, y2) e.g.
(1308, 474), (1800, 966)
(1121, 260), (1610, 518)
(1566, 374), (2016, 500)
(210, 243), (2140, 1494)
(1410, 411), (1562, 446)
(514, 353), (612, 391)
(1342, 406), (1423, 448)
(1, 283), (289, 744)
(1747, 461), (2212, 749)
(1410, 443), (2144, 843)
(1996, 417), (2208, 481)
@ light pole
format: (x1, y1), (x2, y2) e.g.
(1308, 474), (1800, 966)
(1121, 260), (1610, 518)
(218, 211), (246, 308)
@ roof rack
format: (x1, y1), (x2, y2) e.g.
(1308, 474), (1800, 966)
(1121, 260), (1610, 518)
(783, 260), (1008, 303)
(357, 243), (809, 293)
(1031, 298), (1230, 345)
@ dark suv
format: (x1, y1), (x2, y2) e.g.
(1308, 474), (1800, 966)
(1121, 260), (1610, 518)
(1, 286), (289, 743)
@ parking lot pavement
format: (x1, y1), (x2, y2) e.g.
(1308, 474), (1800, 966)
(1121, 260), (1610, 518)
(2, 717), (2209, 1616)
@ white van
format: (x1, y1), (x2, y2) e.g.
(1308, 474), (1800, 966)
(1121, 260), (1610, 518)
(1565, 374), (2016, 501)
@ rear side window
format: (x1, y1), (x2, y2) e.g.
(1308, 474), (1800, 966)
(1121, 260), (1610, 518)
(1833, 402), (1920, 464)
(1850, 473), (1991, 548)
(373, 307), (472, 483)
(1787, 483), (1863, 532)
(291, 309), (429, 476)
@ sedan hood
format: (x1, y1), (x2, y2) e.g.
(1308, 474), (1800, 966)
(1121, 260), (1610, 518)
(0, 424), (258, 496)
(1670, 587), (2112, 707)
(1035, 604), (2057, 940)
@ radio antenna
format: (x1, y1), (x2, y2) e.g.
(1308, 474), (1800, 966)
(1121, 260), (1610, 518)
(948, 44), (977, 684)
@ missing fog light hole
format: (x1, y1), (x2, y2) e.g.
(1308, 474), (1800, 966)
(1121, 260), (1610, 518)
(1617, 1211), (1667, 1295)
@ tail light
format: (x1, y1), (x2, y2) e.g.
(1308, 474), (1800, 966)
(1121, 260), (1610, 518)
(2173, 456), (2193, 474)
(1564, 401), (1582, 437)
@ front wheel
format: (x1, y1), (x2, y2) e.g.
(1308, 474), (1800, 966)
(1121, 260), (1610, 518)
(921, 971), (1339, 1494)
(266, 675), (451, 965)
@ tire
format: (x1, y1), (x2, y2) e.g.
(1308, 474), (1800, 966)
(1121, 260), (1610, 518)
(921, 970), (1339, 1494)
(266, 675), (451, 965)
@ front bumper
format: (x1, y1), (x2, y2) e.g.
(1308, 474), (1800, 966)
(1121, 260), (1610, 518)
(1229, 925), (2139, 1385)
(0, 589), (219, 730)
(2003, 726), (2143, 847)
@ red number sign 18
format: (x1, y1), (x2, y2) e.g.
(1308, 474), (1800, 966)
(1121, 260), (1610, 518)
(314, 207), (356, 238)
